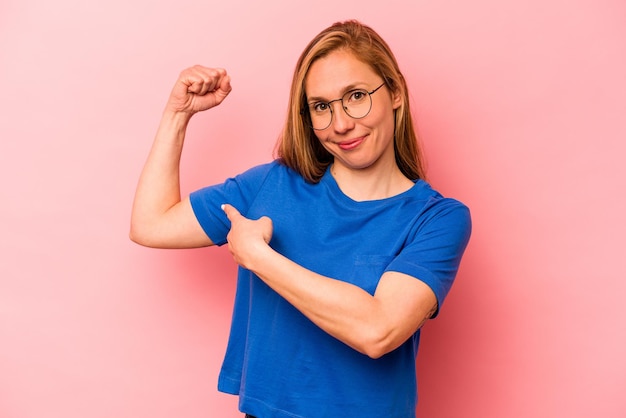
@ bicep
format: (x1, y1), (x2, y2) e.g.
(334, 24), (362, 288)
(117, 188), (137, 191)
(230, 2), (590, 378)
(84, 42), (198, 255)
(374, 271), (438, 347)
(131, 197), (214, 249)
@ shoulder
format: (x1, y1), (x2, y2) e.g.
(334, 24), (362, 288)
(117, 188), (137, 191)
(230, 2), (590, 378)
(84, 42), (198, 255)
(235, 160), (279, 179)
(410, 181), (472, 233)
(221, 160), (292, 194)
(235, 160), (302, 182)
(409, 180), (469, 212)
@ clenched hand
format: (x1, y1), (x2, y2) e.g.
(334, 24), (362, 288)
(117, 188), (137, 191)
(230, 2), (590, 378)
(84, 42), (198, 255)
(166, 65), (232, 115)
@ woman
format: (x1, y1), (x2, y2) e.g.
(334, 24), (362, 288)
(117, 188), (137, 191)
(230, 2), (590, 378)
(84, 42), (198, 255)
(131, 20), (471, 418)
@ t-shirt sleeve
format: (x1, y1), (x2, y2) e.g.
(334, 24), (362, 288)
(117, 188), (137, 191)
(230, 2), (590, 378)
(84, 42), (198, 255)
(189, 162), (275, 246)
(385, 198), (472, 317)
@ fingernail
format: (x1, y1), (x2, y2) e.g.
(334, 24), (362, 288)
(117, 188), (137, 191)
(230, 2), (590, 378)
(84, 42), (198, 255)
(221, 204), (225, 211)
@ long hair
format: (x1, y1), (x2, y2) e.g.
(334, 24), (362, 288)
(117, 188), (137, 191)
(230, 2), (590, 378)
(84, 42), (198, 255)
(275, 20), (426, 183)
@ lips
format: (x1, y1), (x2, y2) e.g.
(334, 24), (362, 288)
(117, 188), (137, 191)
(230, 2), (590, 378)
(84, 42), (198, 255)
(336, 136), (365, 150)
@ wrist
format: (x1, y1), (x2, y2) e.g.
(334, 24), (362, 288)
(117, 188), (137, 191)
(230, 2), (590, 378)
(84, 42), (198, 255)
(247, 242), (277, 275)
(161, 107), (193, 127)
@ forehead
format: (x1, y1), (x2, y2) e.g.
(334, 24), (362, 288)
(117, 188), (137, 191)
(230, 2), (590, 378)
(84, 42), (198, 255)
(304, 49), (379, 98)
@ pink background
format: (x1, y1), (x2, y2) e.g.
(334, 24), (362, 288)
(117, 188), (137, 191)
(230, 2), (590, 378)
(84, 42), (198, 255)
(1, 0), (625, 417)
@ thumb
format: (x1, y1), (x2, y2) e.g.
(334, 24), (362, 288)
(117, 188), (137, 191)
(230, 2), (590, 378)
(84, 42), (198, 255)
(257, 216), (273, 244)
(257, 215), (273, 229)
(221, 203), (241, 221)
(213, 75), (232, 105)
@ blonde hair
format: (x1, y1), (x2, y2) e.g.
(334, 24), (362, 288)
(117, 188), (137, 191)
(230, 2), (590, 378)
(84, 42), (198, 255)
(275, 20), (426, 183)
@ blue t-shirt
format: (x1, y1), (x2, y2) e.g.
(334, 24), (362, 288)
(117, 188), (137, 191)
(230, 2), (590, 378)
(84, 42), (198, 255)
(190, 161), (471, 418)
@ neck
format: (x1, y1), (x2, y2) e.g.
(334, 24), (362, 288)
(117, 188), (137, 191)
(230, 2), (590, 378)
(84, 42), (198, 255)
(330, 161), (414, 201)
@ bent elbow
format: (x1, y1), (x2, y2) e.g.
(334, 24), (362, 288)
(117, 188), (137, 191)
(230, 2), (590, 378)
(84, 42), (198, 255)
(363, 347), (386, 360)
(356, 327), (397, 359)
(362, 340), (395, 360)
(128, 221), (155, 247)
(129, 228), (142, 245)
(129, 226), (148, 246)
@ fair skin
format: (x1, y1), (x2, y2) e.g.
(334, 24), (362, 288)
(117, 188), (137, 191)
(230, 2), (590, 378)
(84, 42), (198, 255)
(130, 52), (437, 358)
(305, 49), (415, 201)
(130, 65), (227, 248)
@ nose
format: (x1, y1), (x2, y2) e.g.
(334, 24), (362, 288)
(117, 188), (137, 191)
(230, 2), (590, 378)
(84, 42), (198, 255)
(330, 102), (355, 133)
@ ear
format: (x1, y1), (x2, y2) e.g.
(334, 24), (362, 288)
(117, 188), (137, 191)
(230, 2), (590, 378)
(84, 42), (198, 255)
(391, 86), (403, 110)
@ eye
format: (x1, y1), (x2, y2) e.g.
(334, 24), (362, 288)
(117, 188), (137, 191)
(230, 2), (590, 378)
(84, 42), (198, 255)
(311, 102), (329, 113)
(347, 89), (367, 103)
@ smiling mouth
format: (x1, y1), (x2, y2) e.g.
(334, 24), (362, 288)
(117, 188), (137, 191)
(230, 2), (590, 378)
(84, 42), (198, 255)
(336, 136), (365, 150)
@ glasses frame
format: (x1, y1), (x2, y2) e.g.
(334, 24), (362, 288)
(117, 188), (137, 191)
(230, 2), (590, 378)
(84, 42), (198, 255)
(303, 82), (386, 130)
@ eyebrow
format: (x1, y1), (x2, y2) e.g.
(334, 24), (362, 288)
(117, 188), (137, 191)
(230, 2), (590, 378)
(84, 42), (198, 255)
(306, 82), (367, 104)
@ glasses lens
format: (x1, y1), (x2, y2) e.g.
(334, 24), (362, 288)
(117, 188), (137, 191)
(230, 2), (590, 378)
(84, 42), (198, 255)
(343, 89), (372, 119)
(308, 104), (332, 130)
(306, 88), (374, 130)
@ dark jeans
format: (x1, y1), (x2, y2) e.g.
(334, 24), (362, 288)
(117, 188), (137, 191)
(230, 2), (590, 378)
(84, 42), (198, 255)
(244, 415), (256, 418)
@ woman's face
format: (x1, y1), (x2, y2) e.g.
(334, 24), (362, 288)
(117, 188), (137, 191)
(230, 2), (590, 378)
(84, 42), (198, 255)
(304, 49), (401, 174)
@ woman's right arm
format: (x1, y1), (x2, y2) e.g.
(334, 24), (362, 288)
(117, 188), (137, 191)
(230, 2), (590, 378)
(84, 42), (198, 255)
(129, 66), (232, 248)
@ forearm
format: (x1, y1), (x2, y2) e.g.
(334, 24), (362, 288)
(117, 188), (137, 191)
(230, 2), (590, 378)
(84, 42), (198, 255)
(130, 111), (191, 242)
(129, 66), (232, 248)
(222, 206), (438, 358)
(249, 246), (395, 358)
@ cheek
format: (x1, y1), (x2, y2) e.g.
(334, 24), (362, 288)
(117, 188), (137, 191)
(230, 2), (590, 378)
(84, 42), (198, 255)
(365, 95), (397, 125)
(364, 106), (396, 133)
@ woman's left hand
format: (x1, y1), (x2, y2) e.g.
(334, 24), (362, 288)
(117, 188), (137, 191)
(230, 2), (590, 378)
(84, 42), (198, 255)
(222, 204), (274, 270)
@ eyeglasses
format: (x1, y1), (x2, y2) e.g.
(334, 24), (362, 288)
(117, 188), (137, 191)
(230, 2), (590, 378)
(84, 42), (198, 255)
(304, 82), (386, 130)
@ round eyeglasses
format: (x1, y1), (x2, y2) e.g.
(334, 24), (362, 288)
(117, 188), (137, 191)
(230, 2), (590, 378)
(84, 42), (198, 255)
(304, 82), (386, 130)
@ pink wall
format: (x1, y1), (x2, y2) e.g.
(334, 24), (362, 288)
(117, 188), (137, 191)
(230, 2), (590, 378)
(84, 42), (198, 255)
(1, 1), (625, 417)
